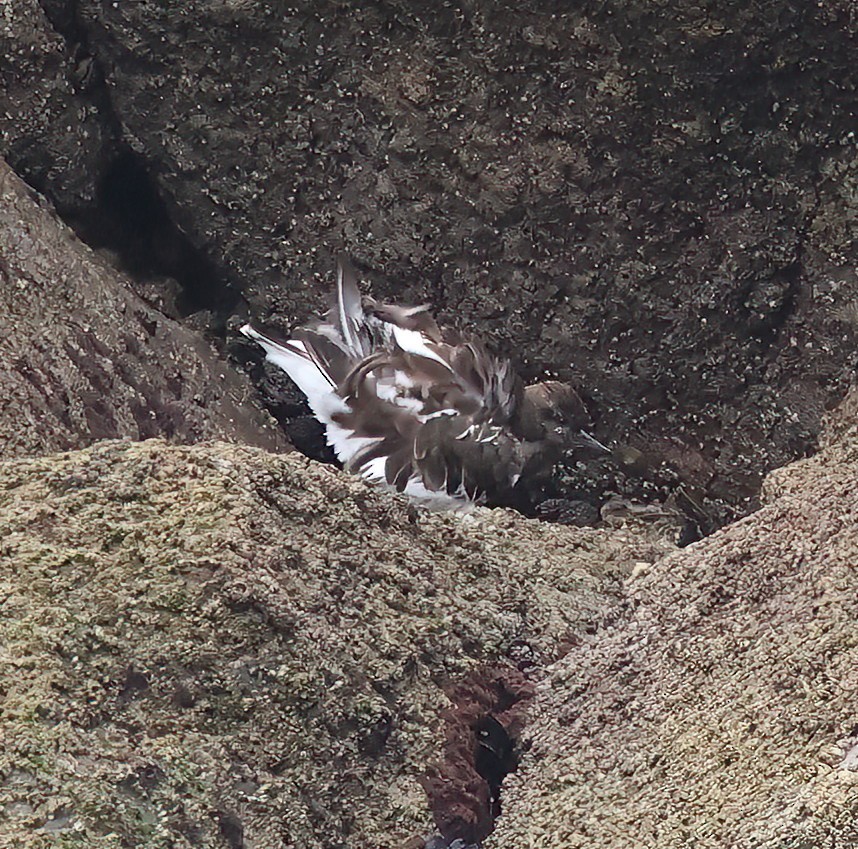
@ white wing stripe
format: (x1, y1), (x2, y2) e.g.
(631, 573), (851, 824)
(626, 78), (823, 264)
(391, 325), (453, 371)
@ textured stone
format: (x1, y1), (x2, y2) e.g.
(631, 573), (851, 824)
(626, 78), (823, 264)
(75, 0), (858, 522)
(488, 390), (858, 848)
(0, 0), (112, 212)
(0, 439), (671, 848)
(0, 161), (288, 458)
(3, 2), (858, 522)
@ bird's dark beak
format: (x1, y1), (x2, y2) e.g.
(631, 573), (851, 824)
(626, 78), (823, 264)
(569, 428), (610, 457)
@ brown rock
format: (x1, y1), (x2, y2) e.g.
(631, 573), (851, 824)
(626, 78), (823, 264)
(0, 438), (672, 848)
(0, 162), (289, 458)
(489, 392), (858, 848)
(4, 1), (858, 522)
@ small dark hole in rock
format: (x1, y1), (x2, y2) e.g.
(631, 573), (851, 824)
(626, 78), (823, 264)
(120, 666), (149, 698)
(214, 811), (244, 849)
(473, 715), (518, 822)
(69, 150), (242, 324)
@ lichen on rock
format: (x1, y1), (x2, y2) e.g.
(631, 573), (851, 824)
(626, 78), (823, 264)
(0, 439), (671, 848)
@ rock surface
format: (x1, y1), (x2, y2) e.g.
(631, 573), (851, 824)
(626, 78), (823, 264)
(0, 160), (288, 458)
(0, 439), (672, 848)
(3, 1), (858, 523)
(1, 405), (856, 848)
(488, 392), (858, 848)
(1, 3), (858, 847)
(0, 0), (114, 215)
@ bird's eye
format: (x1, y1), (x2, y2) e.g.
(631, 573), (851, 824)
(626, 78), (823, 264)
(554, 426), (564, 435)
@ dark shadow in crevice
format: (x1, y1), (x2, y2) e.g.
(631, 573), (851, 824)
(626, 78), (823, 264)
(37, 1), (243, 329)
(67, 151), (243, 324)
(420, 666), (533, 847)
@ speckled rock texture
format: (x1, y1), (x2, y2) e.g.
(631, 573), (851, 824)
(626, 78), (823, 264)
(487, 392), (858, 849)
(0, 161), (288, 458)
(0, 439), (672, 848)
(3, 1), (857, 524)
(2, 4), (858, 844)
(0, 0), (114, 214)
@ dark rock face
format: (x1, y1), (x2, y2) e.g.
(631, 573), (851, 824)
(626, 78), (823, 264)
(0, 1), (114, 214)
(3, 1), (857, 523)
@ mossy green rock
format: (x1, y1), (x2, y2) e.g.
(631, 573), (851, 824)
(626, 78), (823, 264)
(0, 439), (669, 848)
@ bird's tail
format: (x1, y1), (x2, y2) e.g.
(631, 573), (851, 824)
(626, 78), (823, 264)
(240, 323), (346, 425)
(334, 257), (368, 358)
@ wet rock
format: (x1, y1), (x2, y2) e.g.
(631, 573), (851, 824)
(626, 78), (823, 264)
(19, 0), (854, 525)
(534, 498), (601, 527)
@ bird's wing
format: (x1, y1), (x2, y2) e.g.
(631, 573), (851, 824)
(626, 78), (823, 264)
(412, 414), (525, 501)
(326, 285), (526, 498)
(319, 260), (520, 423)
(243, 261), (527, 502)
(353, 309), (522, 425)
(335, 401), (524, 503)
(239, 322), (352, 416)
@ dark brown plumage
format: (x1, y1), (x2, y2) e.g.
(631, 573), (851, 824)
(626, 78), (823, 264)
(242, 261), (605, 508)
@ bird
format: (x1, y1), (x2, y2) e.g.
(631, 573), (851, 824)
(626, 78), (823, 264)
(241, 260), (607, 509)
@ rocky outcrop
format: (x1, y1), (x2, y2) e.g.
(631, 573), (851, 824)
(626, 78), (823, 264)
(488, 394), (858, 848)
(0, 439), (672, 848)
(0, 161), (288, 458)
(1, 403), (856, 848)
(0, 1), (113, 215)
(3, 1), (857, 523)
(1, 3), (857, 846)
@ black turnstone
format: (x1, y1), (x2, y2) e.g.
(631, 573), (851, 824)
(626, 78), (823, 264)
(241, 261), (606, 508)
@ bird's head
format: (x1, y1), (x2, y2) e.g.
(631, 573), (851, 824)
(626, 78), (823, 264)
(519, 380), (608, 456)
